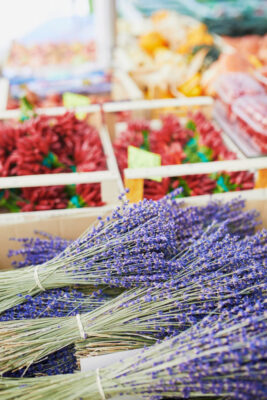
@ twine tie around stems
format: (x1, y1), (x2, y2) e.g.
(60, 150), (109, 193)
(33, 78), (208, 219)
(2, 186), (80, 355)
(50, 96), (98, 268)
(33, 266), (45, 291)
(96, 368), (106, 400)
(76, 314), (87, 339)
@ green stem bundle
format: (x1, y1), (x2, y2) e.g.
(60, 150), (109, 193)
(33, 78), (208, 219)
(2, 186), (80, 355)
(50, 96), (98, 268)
(0, 301), (265, 400)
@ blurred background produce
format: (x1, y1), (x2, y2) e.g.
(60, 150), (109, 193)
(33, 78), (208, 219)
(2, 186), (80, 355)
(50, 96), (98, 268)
(0, 0), (266, 215)
(0, 3), (267, 400)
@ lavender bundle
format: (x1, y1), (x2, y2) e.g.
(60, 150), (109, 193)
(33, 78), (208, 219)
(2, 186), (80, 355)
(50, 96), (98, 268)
(1, 299), (266, 400)
(0, 287), (112, 377)
(2, 238), (115, 378)
(1, 224), (265, 375)
(0, 195), (259, 314)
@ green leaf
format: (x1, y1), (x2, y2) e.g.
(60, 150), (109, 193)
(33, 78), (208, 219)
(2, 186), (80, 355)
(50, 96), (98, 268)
(69, 195), (81, 208)
(65, 185), (77, 197)
(141, 130), (150, 151)
(186, 120), (197, 132)
(19, 96), (35, 121)
(42, 152), (65, 169)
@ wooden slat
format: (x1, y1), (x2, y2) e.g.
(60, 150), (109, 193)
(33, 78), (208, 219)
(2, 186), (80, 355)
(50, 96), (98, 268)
(103, 96), (213, 112)
(0, 104), (100, 120)
(0, 170), (117, 189)
(124, 158), (267, 180)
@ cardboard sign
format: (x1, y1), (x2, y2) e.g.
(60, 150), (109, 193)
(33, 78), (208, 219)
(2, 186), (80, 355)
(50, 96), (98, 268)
(128, 146), (161, 182)
(63, 92), (91, 119)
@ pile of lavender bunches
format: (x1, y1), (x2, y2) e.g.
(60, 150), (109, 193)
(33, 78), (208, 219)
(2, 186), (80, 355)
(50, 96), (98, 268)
(1, 216), (266, 377)
(0, 194), (260, 314)
(0, 299), (265, 400)
(0, 194), (264, 380)
(75, 225), (266, 356)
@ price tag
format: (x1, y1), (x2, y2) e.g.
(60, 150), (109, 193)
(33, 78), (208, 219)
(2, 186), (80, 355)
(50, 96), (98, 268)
(63, 92), (91, 119)
(128, 146), (162, 182)
(124, 178), (144, 203)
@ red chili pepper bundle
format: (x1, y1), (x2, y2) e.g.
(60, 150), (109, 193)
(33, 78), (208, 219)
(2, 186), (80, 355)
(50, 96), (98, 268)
(228, 171), (255, 191)
(149, 115), (191, 165)
(73, 128), (106, 172)
(0, 112), (107, 212)
(75, 183), (105, 207)
(151, 115), (193, 151)
(114, 112), (255, 199)
(0, 122), (17, 177)
(144, 178), (171, 201)
(16, 186), (69, 212)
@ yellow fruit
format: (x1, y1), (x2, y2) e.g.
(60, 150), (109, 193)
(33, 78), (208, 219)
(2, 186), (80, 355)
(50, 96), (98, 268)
(187, 86), (203, 96)
(177, 24), (213, 53)
(179, 73), (202, 96)
(139, 32), (167, 55)
(179, 81), (202, 96)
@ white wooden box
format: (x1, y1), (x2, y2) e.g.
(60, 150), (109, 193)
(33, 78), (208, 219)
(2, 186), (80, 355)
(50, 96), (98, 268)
(0, 105), (123, 223)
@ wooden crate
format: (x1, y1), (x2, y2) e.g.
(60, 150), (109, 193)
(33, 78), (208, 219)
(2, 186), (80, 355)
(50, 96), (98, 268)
(0, 105), (123, 223)
(1, 188), (266, 271)
(0, 207), (112, 270)
(102, 97), (267, 200)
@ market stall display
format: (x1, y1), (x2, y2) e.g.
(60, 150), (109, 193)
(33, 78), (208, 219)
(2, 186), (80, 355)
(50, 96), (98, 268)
(214, 72), (265, 119)
(2, 15), (98, 83)
(232, 95), (267, 155)
(0, 108), (122, 214)
(115, 10), (222, 99)
(112, 107), (253, 200)
(0, 192), (266, 389)
(0, 2), (267, 399)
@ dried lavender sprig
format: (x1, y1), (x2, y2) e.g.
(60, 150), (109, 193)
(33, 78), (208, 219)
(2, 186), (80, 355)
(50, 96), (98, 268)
(0, 288), (110, 321)
(1, 225), (265, 375)
(1, 300), (265, 400)
(8, 231), (70, 268)
(0, 194), (259, 314)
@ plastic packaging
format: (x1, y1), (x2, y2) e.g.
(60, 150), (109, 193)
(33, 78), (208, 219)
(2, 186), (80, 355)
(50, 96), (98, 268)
(215, 73), (265, 120)
(216, 73), (264, 106)
(232, 95), (267, 155)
